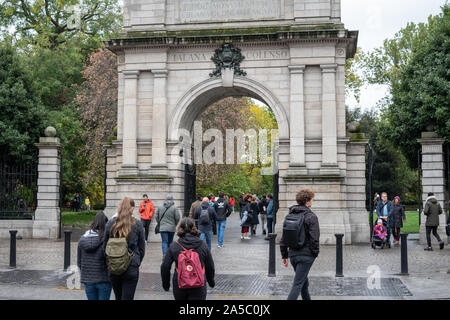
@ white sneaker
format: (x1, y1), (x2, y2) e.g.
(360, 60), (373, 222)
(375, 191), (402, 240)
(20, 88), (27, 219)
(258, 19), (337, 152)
(217, 245), (223, 248)
(241, 235), (244, 240)
(244, 236), (251, 240)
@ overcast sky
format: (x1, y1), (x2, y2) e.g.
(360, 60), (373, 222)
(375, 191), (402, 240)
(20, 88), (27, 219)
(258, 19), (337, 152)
(341, 0), (445, 111)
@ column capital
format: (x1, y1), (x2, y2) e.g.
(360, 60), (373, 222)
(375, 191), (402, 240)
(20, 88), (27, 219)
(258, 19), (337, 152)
(320, 63), (338, 72)
(152, 69), (169, 78)
(123, 70), (140, 79)
(288, 65), (306, 74)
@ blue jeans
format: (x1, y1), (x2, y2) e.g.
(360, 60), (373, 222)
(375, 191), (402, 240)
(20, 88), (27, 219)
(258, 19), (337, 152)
(161, 232), (175, 255)
(84, 282), (112, 300)
(287, 255), (315, 300)
(216, 220), (227, 246)
(200, 231), (213, 250)
(267, 218), (274, 234)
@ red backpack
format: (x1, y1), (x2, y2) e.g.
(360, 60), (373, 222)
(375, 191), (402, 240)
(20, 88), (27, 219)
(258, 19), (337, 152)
(175, 241), (205, 289)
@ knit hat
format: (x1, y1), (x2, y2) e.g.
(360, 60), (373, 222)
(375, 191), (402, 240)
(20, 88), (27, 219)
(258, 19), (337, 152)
(394, 196), (401, 202)
(166, 194), (173, 200)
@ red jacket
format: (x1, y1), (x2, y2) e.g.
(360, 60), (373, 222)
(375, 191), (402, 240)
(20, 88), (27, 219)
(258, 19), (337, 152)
(139, 200), (155, 220)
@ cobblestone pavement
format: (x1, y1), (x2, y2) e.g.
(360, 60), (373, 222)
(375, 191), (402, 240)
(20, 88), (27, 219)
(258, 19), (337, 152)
(0, 212), (449, 300)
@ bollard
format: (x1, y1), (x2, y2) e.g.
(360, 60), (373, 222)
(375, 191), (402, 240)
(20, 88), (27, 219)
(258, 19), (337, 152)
(400, 233), (409, 275)
(335, 233), (344, 277)
(268, 233), (277, 277)
(9, 230), (17, 269)
(64, 230), (72, 271)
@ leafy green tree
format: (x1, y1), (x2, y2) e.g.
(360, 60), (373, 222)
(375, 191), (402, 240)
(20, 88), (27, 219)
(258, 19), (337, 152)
(0, 0), (122, 49)
(0, 42), (47, 163)
(382, 5), (450, 163)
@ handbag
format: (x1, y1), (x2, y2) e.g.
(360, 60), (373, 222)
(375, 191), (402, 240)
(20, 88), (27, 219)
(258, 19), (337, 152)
(155, 206), (170, 234)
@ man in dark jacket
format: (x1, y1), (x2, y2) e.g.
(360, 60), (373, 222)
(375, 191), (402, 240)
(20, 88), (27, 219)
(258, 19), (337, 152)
(280, 189), (319, 300)
(194, 197), (217, 249)
(259, 195), (268, 235)
(376, 192), (394, 248)
(423, 192), (444, 251)
(214, 192), (231, 248)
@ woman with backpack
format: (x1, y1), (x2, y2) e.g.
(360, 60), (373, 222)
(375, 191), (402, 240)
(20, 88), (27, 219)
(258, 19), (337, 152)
(240, 194), (253, 240)
(103, 197), (145, 300)
(77, 212), (111, 300)
(161, 217), (215, 300)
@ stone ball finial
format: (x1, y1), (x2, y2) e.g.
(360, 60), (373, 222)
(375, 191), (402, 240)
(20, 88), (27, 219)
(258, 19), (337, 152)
(347, 121), (360, 133)
(44, 126), (57, 137)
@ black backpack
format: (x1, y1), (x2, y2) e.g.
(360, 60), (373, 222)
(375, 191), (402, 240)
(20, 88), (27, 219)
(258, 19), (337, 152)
(282, 208), (307, 249)
(199, 208), (210, 225)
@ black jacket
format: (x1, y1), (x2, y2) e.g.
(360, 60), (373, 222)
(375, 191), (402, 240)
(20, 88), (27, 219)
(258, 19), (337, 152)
(259, 198), (267, 214)
(77, 230), (110, 284)
(103, 217), (146, 269)
(280, 205), (320, 259)
(194, 202), (217, 233)
(249, 202), (260, 225)
(214, 198), (231, 221)
(391, 204), (406, 228)
(160, 234), (215, 292)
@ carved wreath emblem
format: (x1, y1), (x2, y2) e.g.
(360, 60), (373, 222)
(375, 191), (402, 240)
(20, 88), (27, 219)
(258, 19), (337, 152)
(209, 43), (247, 77)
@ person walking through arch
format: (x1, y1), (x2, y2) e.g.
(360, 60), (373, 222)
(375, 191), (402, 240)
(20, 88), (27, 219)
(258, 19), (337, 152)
(154, 194), (181, 256)
(194, 197), (217, 249)
(189, 194), (203, 218)
(259, 194), (268, 235)
(280, 189), (320, 300)
(391, 196), (406, 246)
(160, 217), (215, 300)
(238, 193), (247, 219)
(214, 192), (231, 248)
(240, 194), (254, 240)
(265, 194), (274, 240)
(376, 192), (393, 248)
(77, 212), (111, 300)
(103, 197), (145, 300)
(139, 194), (155, 244)
(423, 192), (445, 251)
(249, 195), (260, 236)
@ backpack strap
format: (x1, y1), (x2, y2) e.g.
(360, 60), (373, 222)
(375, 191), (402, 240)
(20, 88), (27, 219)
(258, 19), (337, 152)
(176, 241), (188, 251)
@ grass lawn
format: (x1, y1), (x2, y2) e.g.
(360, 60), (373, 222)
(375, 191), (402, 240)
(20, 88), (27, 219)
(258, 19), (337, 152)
(61, 210), (102, 228)
(371, 211), (420, 234)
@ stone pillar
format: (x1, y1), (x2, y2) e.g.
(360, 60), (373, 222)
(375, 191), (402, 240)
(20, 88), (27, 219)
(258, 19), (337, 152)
(33, 127), (62, 239)
(287, 65), (307, 176)
(320, 64), (339, 176)
(150, 69), (169, 176)
(418, 132), (448, 245)
(119, 70), (140, 176)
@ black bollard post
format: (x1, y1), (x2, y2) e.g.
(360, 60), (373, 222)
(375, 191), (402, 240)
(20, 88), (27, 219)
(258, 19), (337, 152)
(268, 233), (277, 277)
(9, 230), (17, 269)
(64, 230), (72, 271)
(335, 233), (344, 277)
(400, 233), (409, 275)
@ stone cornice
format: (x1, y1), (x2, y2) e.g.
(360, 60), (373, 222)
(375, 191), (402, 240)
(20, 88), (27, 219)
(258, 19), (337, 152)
(104, 28), (358, 57)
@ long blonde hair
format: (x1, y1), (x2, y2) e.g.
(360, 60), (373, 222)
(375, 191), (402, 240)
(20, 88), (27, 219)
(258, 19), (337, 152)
(110, 197), (136, 238)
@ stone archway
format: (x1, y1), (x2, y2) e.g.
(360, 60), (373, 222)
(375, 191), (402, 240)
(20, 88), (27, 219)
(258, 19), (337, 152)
(104, 0), (369, 244)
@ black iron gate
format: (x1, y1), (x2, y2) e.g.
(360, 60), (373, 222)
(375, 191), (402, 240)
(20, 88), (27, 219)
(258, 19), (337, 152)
(0, 158), (38, 219)
(184, 164), (197, 216)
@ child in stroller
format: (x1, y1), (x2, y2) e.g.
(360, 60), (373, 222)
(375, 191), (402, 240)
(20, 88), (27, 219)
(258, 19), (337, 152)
(372, 219), (387, 249)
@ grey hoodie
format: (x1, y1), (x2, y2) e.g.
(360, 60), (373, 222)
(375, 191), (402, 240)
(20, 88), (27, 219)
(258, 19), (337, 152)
(154, 200), (181, 233)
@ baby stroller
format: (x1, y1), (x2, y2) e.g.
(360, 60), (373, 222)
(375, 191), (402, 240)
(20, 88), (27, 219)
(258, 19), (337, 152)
(371, 218), (388, 249)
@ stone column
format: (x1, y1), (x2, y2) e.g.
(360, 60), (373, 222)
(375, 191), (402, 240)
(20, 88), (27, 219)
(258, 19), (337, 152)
(320, 63), (339, 176)
(418, 132), (448, 245)
(150, 69), (169, 176)
(119, 70), (140, 176)
(33, 127), (62, 239)
(287, 65), (307, 176)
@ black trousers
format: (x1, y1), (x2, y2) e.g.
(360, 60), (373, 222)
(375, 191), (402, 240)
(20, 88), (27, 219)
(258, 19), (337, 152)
(141, 219), (151, 241)
(426, 226), (442, 247)
(172, 277), (207, 300)
(287, 255), (315, 300)
(109, 266), (139, 300)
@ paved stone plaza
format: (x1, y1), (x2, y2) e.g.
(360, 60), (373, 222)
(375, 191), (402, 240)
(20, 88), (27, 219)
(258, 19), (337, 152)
(0, 213), (448, 300)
